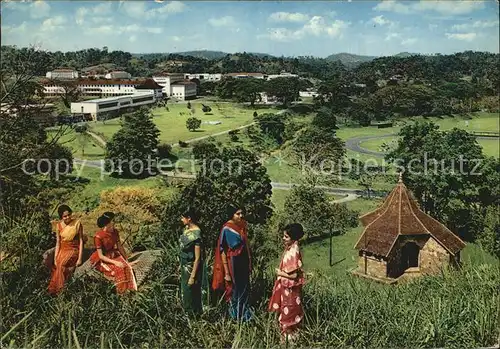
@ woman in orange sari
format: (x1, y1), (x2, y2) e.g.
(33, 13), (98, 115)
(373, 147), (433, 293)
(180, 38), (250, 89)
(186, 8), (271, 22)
(268, 223), (305, 344)
(48, 205), (84, 295)
(89, 212), (137, 294)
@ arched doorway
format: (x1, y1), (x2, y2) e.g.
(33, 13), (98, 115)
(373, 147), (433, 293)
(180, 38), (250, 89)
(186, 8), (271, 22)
(401, 242), (419, 270)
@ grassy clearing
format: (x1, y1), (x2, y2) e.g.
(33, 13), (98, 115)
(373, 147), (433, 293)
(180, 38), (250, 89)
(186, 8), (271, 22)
(360, 136), (499, 158)
(48, 129), (105, 160)
(89, 103), (271, 144)
(66, 166), (169, 213)
(336, 112), (499, 141)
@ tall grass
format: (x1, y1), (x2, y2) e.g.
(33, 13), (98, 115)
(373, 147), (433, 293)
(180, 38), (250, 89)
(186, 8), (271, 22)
(2, 217), (499, 348)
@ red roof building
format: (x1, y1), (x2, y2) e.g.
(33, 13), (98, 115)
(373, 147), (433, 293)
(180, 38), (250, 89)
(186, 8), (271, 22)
(352, 173), (466, 283)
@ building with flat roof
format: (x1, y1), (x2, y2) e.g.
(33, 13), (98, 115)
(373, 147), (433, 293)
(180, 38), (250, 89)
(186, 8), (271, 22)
(46, 69), (79, 80)
(171, 81), (197, 101)
(152, 73), (185, 96)
(224, 72), (266, 79)
(184, 73), (222, 81)
(42, 78), (164, 99)
(70, 93), (156, 121)
(105, 71), (132, 79)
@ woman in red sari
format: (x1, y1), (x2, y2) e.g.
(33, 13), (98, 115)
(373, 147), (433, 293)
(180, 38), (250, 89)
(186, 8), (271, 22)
(89, 212), (137, 294)
(268, 223), (305, 344)
(48, 205), (84, 295)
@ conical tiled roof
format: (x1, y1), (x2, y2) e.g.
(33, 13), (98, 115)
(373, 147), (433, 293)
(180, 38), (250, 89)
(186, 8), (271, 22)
(354, 173), (465, 257)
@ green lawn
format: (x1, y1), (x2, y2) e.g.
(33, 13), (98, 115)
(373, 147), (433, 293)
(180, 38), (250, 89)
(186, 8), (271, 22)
(336, 112), (499, 141)
(67, 166), (169, 212)
(359, 135), (499, 158)
(477, 138), (500, 158)
(89, 102), (271, 145)
(48, 128), (105, 159)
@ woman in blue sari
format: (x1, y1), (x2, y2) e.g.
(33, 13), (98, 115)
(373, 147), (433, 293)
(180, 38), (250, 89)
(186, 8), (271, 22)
(212, 205), (252, 321)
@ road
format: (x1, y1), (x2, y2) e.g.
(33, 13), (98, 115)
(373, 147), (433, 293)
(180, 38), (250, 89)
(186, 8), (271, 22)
(345, 133), (499, 157)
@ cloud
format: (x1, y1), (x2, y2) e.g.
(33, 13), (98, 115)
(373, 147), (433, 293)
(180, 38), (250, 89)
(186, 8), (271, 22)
(268, 12), (310, 23)
(155, 1), (186, 15)
(428, 24), (438, 31)
(29, 0), (51, 19)
(451, 20), (500, 31)
(208, 16), (237, 27)
(385, 32), (401, 41)
(1, 21), (28, 35)
(445, 32), (477, 41)
(87, 24), (163, 35)
(260, 16), (349, 41)
(129, 35), (137, 43)
(40, 16), (67, 32)
(401, 37), (417, 46)
(120, 2), (150, 19)
(374, 0), (485, 16)
(76, 3), (114, 25)
(120, 0), (185, 19)
(371, 15), (392, 26)
(258, 28), (299, 42)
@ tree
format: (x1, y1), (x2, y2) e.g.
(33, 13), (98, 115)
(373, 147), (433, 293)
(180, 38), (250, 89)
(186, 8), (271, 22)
(255, 113), (285, 144)
(192, 140), (219, 160)
(0, 46), (69, 219)
(186, 117), (201, 131)
(105, 108), (160, 177)
(311, 106), (338, 131)
(387, 121), (498, 241)
(76, 132), (89, 156)
(234, 79), (265, 107)
(161, 146), (273, 248)
(279, 184), (358, 238)
(265, 77), (304, 107)
(292, 126), (345, 173)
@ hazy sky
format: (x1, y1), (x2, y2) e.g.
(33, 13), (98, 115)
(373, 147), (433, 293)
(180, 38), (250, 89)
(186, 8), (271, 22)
(2, 0), (499, 57)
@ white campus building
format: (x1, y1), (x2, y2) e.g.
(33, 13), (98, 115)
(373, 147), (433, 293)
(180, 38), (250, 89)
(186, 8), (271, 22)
(46, 69), (79, 79)
(184, 73), (222, 81)
(152, 73), (185, 96)
(105, 71), (132, 79)
(267, 72), (298, 80)
(170, 81), (197, 100)
(42, 79), (163, 99)
(70, 93), (156, 121)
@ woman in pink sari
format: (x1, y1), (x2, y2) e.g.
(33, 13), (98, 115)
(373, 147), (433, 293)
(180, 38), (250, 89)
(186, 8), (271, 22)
(268, 223), (305, 344)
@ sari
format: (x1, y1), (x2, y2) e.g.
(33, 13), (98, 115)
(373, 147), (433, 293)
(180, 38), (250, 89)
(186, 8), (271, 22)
(179, 227), (209, 314)
(212, 220), (252, 321)
(268, 241), (305, 340)
(48, 220), (83, 295)
(89, 228), (137, 294)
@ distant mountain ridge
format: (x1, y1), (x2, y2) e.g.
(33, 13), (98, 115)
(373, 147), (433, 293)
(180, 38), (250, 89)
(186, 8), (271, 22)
(132, 50), (422, 65)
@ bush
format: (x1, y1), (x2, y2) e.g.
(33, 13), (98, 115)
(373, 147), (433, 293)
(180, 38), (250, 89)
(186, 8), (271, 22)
(228, 130), (239, 142)
(156, 143), (172, 160)
(187, 101), (191, 109)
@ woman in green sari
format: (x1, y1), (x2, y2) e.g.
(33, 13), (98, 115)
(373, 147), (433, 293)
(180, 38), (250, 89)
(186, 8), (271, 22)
(179, 209), (207, 314)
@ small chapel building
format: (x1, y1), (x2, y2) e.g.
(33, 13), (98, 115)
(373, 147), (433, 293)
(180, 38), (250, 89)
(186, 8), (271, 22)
(352, 174), (466, 283)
